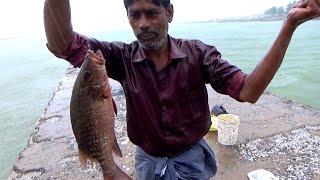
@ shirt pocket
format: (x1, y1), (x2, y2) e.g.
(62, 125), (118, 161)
(186, 85), (208, 120)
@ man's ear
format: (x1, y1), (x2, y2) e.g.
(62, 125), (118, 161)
(166, 4), (174, 23)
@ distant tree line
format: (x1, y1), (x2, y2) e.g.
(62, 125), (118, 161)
(264, 1), (297, 16)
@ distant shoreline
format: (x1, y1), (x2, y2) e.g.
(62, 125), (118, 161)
(216, 16), (320, 23)
(187, 16), (320, 24)
(0, 36), (23, 41)
(217, 16), (286, 23)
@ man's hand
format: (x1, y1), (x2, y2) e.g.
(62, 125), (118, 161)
(287, 0), (320, 28)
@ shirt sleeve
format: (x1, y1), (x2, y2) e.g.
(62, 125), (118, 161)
(46, 32), (127, 82)
(195, 40), (247, 102)
(46, 32), (89, 68)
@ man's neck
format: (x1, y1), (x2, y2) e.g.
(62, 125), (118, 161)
(147, 43), (170, 71)
(147, 46), (168, 60)
(144, 37), (170, 72)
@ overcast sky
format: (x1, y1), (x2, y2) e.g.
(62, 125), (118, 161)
(0, 0), (294, 38)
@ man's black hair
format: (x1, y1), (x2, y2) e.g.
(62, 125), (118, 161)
(123, 0), (170, 10)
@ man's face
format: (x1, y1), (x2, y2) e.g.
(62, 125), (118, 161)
(127, 0), (173, 50)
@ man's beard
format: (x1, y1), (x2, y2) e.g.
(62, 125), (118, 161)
(135, 27), (166, 50)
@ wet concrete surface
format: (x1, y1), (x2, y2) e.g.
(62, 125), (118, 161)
(8, 68), (320, 180)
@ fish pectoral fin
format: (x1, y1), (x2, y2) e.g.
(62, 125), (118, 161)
(113, 135), (123, 157)
(102, 83), (111, 99)
(112, 98), (118, 116)
(78, 148), (98, 166)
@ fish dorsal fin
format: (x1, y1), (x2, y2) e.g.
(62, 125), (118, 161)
(112, 98), (117, 116)
(113, 135), (123, 157)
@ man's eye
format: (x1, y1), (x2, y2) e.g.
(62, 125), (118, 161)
(146, 10), (159, 17)
(129, 12), (141, 20)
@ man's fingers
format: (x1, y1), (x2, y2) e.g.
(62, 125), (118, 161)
(292, 0), (306, 8)
(297, 0), (308, 8)
(314, 0), (320, 13)
(291, 0), (318, 14)
(287, 0), (320, 27)
(86, 50), (104, 65)
(308, 0), (320, 16)
(290, 0), (308, 16)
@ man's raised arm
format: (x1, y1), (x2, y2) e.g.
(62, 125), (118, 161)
(44, 0), (73, 55)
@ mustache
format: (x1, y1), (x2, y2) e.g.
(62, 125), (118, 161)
(135, 28), (159, 39)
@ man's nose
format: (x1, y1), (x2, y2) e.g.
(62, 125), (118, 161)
(139, 14), (151, 29)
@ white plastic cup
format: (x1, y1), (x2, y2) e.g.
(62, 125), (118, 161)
(217, 114), (240, 145)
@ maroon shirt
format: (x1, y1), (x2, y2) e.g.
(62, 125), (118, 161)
(49, 32), (246, 157)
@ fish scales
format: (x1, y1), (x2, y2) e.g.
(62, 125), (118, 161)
(70, 50), (131, 179)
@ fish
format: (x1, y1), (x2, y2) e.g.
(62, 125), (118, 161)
(70, 49), (131, 180)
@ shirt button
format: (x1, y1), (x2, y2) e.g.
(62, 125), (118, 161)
(163, 105), (166, 111)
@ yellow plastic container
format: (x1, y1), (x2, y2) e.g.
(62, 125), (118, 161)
(209, 115), (219, 132)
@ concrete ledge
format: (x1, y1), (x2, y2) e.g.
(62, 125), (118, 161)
(8, 68), (320, 180)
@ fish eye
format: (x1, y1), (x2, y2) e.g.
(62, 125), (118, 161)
(84, 71), (92, 81)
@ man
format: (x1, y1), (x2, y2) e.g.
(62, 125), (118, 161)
(44, 0), (320, 179)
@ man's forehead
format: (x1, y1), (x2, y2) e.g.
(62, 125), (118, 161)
(133, 0), (153, 4)
(128, 0), (162, 10)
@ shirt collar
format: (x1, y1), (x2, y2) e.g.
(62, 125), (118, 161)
(132, 35), (187, 63)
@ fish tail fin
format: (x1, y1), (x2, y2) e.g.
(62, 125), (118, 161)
(102, 165), (132, 180)
(112, 135), (123, 157)
(78, 148), (98, 166)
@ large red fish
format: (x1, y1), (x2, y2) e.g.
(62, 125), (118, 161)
(70, 50), (131, 180)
